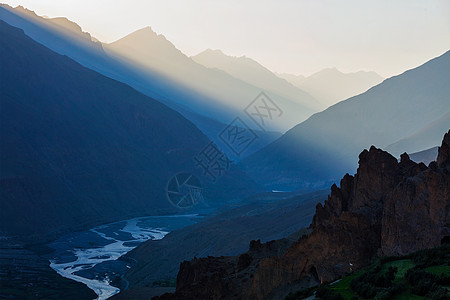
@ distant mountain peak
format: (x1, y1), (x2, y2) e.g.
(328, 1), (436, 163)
(278, 67), (384, 107)
(48, 17), (84, 35)
(201, 48), (225, 55)
(128, 26), (158, 37)
(195, 48), (253, 63)
(243, 50), (450, 190)
(304, 67), (383, 80)
(140, 25), (156, 33)
(2, 3), (100, 43)
(11, 5), (36, 17)
(191, 47), (321, 112)
(107, 25), (181, 56)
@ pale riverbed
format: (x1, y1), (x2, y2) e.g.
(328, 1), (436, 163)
(47, 215), (201, 300)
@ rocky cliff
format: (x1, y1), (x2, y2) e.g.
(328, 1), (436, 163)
(158, 130), (450, 299)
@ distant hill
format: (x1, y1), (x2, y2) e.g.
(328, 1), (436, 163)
(192, 49), (320, 110)
(386, 110), (450, 156)
(409, 146), (439, 166)
(241, 51), (450, 190)
(278, 68), (384, 107)
(0, 20), (259, 239)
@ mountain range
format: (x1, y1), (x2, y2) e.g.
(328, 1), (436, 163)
(278, 68), (384, 107)
(0, 4), (397, 162)
(1, 4), (449, 300)
(241, 50), (450, 190)
(191, 49), (321, 109)
(0, 4), (320, 161)
(385, 110), (450, 156)
(0, 20), (258, 239)
(104, 28), (322, 132)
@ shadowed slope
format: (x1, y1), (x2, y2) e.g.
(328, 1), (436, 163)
(0, 20), (259, 239)
(0, 5), (289, 154)
(241, 51), (450, 190)
(386, 110), (450, 156)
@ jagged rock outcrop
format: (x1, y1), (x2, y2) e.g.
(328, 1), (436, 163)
(437, 130), (450, 170)
(158, 239), (295, 300)
(159, 131), (450, 300)
(382, 131), (450, 255)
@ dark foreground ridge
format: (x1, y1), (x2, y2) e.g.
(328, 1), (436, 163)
(158, 130), (450, 299)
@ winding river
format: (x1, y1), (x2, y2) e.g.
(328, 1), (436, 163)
(47, 215), (201, 299)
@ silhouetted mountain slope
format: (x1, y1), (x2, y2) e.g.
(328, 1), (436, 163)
(409, 146), (439, 166)
(0, 5), (286, 153)
(0, 5), (107, 72)
(241, 51), (450, 190)
(0, 20), (259, 239)
(386, 110), (450, 156)
(278, 68), (384, 107)
(0, 5), (203, 110)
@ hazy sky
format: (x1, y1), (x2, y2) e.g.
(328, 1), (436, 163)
(3, 0), (450, 77)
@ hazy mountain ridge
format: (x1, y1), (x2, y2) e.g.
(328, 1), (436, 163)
(0, 3), (448, 300)
(0, 4), (312, 159)
(191, 49), (320, 110)
(0, 5), (245, 147)
(409, 146), (439, 166)
(10, 5), (97, 42)
(278, 68), (384, 107)
(105, 28), (319, 131)
(241, 50), (450, 190)
(0, 4), (106, 68)
(386, 110), (450, 156)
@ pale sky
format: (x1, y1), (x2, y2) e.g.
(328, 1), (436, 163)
(3, 0), (450, 77)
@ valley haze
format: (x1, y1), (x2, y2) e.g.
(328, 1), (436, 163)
(0, 2), (449, 300)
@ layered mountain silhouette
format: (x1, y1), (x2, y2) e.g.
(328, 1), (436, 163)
(241, 50), (450, 190)
(278, 68), (384, 107)
(191, 49), (320, 109)
(0, 4), (317, 159)
(409, 146), (439, 166)
(0, 5), (214, 121)
(386, 110), (450, 156)
(105, 29), (319, 131)
(0, 20), (259, 239)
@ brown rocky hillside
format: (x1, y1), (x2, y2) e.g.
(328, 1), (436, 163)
(158, 130), (450, 299)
